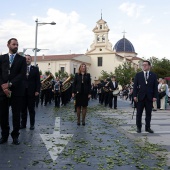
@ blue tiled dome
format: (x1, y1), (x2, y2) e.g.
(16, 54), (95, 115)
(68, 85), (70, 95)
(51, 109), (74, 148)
(114, 37), (135, 52)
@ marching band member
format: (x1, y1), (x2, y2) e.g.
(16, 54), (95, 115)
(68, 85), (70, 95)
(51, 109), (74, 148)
(104, 78), (110, 107)
(108, 76), (118, 109)
(100, 79), (106, 105)
(40, 74), (52, 106)
(72, 63), (91, 126)
(53, 76), (61, 108)
(61, 77), (67, 106)
(97, 80), (103, 104)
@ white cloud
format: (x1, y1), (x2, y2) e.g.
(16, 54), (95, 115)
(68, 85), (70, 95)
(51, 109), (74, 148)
(142, 17), (153, 24)
(10, 13), (16, 16)
(133, 33), (163, 58)
(119, 2), (144, 18)
(0, 8), (92, 55)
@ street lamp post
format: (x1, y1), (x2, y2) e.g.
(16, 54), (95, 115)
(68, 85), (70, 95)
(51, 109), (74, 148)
(34, 18), (56, 66)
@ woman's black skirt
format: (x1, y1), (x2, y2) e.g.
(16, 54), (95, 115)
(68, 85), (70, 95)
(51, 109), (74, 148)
(76, 93), (88, 107)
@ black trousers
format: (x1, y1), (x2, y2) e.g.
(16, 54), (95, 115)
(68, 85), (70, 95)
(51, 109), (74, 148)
(101, 92), (105, 104)
(61, 91), (67, 106)
(41, 89), (49, 105)
(104, 92), (109, 106)
(108, 93), (117, 108)
(54, 91), (60, 107)
(136, 97), (153, 129)
(35, 95), (39, 107)
(0, 96), (22, 139)
(21, 89), (35, 127)
(98, 93), (102, 103)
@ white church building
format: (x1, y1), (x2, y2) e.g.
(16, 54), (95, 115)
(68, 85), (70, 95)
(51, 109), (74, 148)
(35, 17), (142, 82)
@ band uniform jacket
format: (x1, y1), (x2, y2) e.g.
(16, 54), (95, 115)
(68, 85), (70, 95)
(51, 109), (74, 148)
(0, 53), (26, 97)
(133, 71), (158, 102)
(108, 81), (118, 92)
(25, 65), (40, 96)
(72, 73), (91, 94)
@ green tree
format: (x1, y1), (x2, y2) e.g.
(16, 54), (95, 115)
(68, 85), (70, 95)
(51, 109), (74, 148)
(114, 62), (137, 86)
(99, 70), (114, 80)
(55, 71), (69, 79)
(44, 70), (51, 76)
(149, 57), (170, 78)
(39, 70), (42, 75)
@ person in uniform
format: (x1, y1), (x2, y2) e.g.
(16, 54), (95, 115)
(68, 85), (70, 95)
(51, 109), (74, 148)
(53, 76), (61, 108)
(108, 76), (118, 109)
(0, 38), (26, 145)
(20, 55), (40, 130)
(133, 60), (158, 133)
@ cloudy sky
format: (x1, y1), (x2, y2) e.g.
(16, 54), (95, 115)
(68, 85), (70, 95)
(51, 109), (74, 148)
(0, 0), (170, 59)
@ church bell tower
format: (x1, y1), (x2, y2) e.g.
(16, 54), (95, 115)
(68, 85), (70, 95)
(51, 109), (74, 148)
(86, 14), (113, 53)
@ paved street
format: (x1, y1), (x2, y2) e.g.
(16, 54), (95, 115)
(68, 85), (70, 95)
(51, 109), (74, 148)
(0, 99), (170, 170)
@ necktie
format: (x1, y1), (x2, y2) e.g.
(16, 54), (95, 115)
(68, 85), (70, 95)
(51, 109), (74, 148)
(10, 54), (14, 65)
(145, 72), (148, 84)
(26, 66), (29, 77)
(146, 72), (148, 79)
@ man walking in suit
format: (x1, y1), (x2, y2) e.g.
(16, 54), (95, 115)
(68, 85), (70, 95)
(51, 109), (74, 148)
(0, 38), (27, 145)
(133, 60), (158, 133)
(108, 76), (118, 109)
(20, 55), (40, 130)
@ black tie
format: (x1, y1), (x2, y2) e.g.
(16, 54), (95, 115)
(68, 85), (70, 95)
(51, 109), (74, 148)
(145, 72), (148, 84)
(27, 66), (29, 77)
(145, 72), (148, 80)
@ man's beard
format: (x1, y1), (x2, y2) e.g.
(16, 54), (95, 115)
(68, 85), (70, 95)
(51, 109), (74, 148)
(11, 47), (18, 54)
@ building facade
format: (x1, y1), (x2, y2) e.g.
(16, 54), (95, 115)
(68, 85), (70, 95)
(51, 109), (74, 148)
(34, 17), (143, 82)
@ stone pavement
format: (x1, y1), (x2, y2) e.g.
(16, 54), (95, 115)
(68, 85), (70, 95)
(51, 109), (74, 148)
(0, 99), (170, 170)
(97, 98), (170, 166)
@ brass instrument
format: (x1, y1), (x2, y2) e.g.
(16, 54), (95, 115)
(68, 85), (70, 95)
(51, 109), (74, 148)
(41, 73), (54, 90)
(61, 76), (72, 92)
(103, 81), (110, 92)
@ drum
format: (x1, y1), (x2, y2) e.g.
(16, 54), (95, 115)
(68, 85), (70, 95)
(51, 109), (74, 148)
(113, 89), (120, 96)
(112, 85), (122, 96)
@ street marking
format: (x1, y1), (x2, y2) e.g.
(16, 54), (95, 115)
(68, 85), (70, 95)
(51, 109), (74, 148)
(40, 117), (73, 161)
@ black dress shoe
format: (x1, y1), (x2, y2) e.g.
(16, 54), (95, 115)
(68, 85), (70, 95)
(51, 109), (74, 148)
(145, 128), (154, 133)
(12, 138), (20, 145)
(20, 125), (26, 129)
(136, 128), (141, 133)
(30, 126), (35, 130)
(0, 138), (8, 144)
(114, 107), (117, 110)
(82, 122), (85, 126)
(77, 123), (80, 126)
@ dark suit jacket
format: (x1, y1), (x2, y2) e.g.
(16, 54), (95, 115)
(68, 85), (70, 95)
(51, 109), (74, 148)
(108, 81), (118, 91)
(25, 65), (40, 96)
(133, 71), (158, 101)
(0, 53), (26, 96)
(72, 73), (91, 94)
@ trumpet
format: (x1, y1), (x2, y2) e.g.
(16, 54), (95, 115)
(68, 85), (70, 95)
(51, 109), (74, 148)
(103, 81), (110, 92)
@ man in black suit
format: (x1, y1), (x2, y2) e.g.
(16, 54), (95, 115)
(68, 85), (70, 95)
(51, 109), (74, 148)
(133, 60), (158, 133)
(20, 55), (40, 130)
(108, 76), (118, 109)
(0, 38), (27, 145)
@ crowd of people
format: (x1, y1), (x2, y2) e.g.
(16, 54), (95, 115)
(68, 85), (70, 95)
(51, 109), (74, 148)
(0, 38), (169, 145)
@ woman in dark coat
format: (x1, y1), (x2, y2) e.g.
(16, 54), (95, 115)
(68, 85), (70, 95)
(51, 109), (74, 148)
(72, 63), (91, 126)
